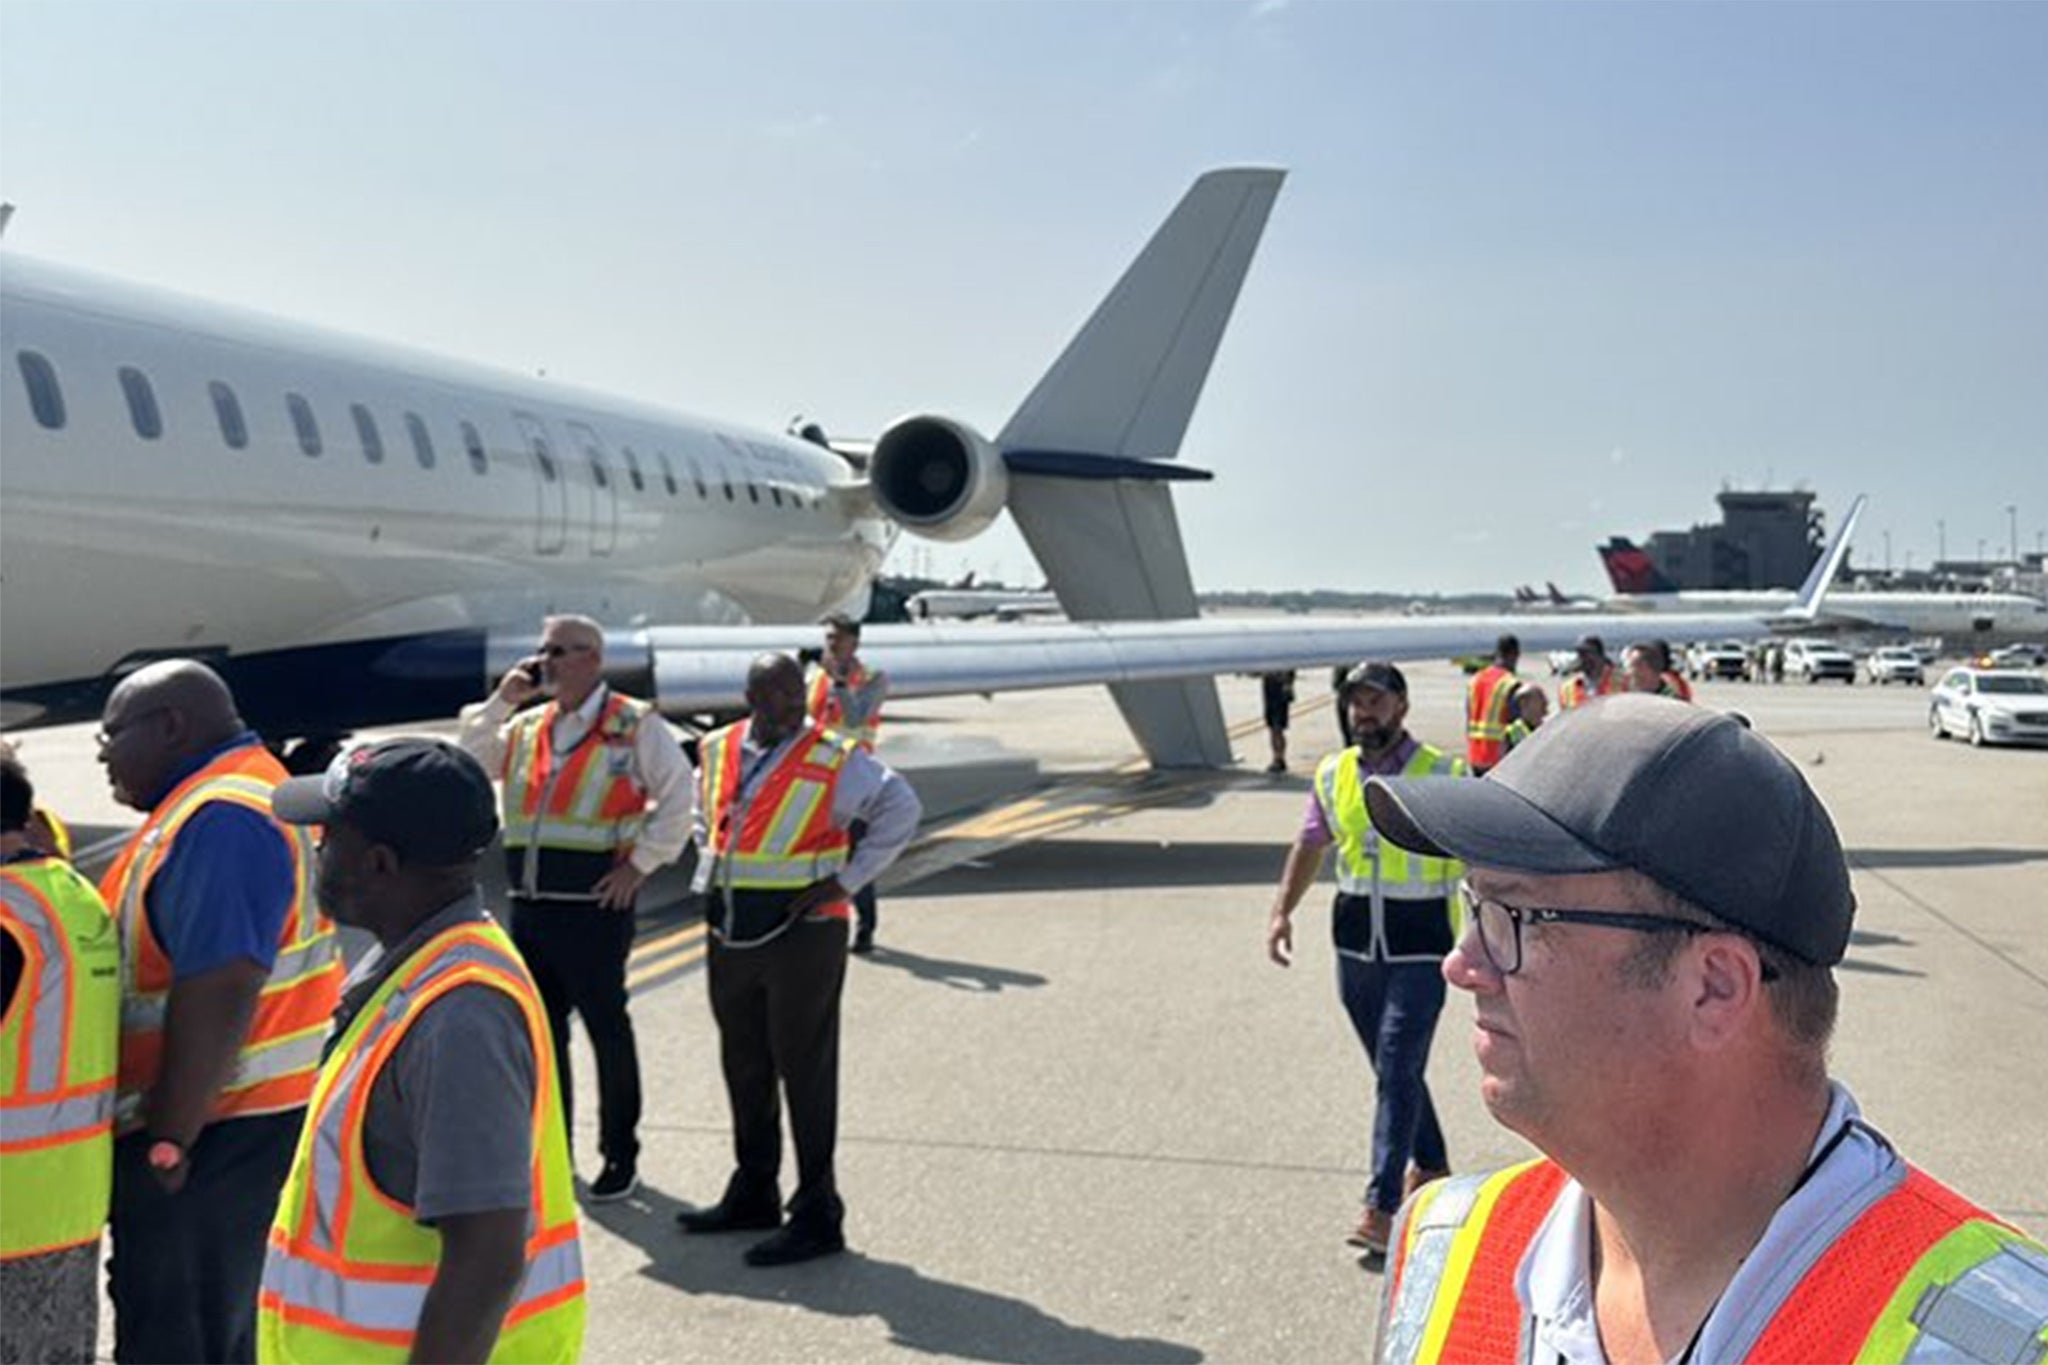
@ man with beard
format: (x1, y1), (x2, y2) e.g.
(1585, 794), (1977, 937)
(263, 738), (584, 1363)
(1265, 662), (1466, 1257)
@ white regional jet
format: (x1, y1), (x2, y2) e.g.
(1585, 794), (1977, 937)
(1, 168), (1840, 767)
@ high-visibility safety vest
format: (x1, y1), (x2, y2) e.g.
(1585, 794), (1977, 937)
(1378, 1158), (2048, 1365)
(1463, 665), (1519, 771)
(807, 661), (886, 751)
(257, 920), (585, 1364)
(1, 856), (118, 1260)
(1558, 664), (1619, 710)
(699, 719), (854, 910)
(99, 744), (340, 1132)
(1313, 744), (1466, 960)
(1661, 669), (1695, 702)
(1502, 718), (1536, 753)
(500, 689), (653, 900)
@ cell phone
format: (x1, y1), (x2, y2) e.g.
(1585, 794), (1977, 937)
(520, 661), (544, 685)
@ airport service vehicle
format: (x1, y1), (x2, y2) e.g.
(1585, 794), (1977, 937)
(0, 169), (1847, 767)
(1686, 641), (1751, 681)
(1988, 643), (2048, 668)
(1928, 668), (2048, 747)
(1866, 646), (1926, 686)
(1783, 640), (1857, 684)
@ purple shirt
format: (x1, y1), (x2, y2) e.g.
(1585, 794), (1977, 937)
(1298, 735), (1419, 847)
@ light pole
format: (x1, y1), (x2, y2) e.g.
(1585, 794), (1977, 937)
(1937, 519), (1946, 565)
(1883, 530), (1892, 573)
(2008, 504), (2019, 564)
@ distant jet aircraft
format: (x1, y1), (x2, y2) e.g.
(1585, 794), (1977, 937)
(1596, 519), (2046, 640)
(904, 585), (1062, 622)
(1, 168), (1833, 768)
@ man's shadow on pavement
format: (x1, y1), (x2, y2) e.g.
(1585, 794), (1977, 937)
(583, 1181), (1201, 1364)
(851, 944), (1049, 994)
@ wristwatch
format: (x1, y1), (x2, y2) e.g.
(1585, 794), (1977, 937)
(146, 1137), (186, 1173)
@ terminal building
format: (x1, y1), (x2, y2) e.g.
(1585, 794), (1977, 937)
(1634, 489), (1825, 590)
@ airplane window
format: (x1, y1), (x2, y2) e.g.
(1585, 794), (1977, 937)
(17, 351), (67, 429)
(460, 420), (488, 474)
(686, 454), (709, 499)
(747, 482), (760, 505)
(590, 452), (609, 489)
(351, 404), (385, 464)
(119, 367), (163, 440)
(769, 484), (784, 508)
(621, 446), (645, 492)
(405, 412), (435, 469)
(720, 465), (735, 501)
(532, 436), (557, 483)
(209, 381), (248, 449)
(287, 394), (322, 455)
(655, 450), (679, 496)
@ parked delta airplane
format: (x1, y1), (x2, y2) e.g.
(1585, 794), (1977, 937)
(1597, 536), (2047, 640)
(1, 168), (1842, 767)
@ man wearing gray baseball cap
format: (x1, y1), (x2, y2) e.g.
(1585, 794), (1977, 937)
(1361, 695), (2046, 1365)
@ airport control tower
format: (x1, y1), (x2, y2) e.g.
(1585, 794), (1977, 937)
(1640, 489), (1824, 590)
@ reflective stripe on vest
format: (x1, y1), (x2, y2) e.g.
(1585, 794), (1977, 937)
(98, 747), (340, 1130)
(808, 662), (885, 751)
(257, 920), (585, 1365)
(1465, 666), (1518, 769)
(699, 720), (853, 891)
(1314, 745), (1465, 900)
(501, 691), (651, 852)
(0, 859), (119, 1259)
(1559, 666), (1618, 710)
(1377, 1160), (2048, 1365)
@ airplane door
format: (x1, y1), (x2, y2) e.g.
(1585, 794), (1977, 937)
(566, 421), (619, 557)
(515, 412), (567, 556)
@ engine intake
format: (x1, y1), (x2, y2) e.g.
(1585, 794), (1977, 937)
(868, 415), (1008, 542)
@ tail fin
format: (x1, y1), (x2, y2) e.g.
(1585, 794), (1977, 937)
(1781, 495), (1864, 623)
(1546, 582), (1570, 606)
(1001, 167), (1285, 767)
(1598, 537), (1679, 594)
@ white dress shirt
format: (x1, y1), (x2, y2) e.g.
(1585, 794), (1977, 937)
(456, 684), (696, 877)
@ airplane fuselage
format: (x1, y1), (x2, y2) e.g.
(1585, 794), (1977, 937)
(1605, 587), (2048, 637)
(1, 256), (894, 725)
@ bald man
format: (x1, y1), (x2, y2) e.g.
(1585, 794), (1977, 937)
(95, 661), (341, 1364)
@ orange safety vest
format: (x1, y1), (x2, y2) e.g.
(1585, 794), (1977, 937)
(500, 690), (652, 899)
(807, 661), (885, 751)
(257, 919), (584, 1364)
(99, 744), (340, 1131)
(1464, 665), (1519, 771)
(1558, 664), (1619, 711)
(698, 719), (854, 919)
(1662, 669), (1695, 702)
(1380, 1158), (2048, 1364)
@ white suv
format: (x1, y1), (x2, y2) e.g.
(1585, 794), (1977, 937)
(1784, 639), (1856, 684)
(1866, 646), (1925, 686)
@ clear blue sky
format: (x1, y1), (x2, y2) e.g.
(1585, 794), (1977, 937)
(4, 1), (2043, 593)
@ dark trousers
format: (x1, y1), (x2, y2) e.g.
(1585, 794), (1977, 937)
(511, 899), (643, 1166)
(1337, 957), (1448, 1214)
(109, 1109), (302, 1365)
(706, 917), (849, 1228)
(854, 882), (878, 937)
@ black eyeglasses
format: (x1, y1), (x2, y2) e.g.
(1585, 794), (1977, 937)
(538, 643), (593, 659)
(1457, 880), (1711, 977)
(95, 706), (169, 751)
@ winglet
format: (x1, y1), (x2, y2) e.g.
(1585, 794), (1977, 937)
(1781, 494), (1865, 623)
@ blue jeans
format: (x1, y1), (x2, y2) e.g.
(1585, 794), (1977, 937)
(1337, 956), (1448, 1214)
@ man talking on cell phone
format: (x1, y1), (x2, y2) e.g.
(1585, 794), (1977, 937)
(457, 614), (695, 1206)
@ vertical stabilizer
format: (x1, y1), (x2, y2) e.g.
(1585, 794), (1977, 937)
(1001, 168), (1285, 768)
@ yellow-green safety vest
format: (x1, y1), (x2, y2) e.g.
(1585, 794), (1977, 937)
(257, 919), (585, 1364)
(1314, 744), (1466, 959)
(1, 856), (119, 1260)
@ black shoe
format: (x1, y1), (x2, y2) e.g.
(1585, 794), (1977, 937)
(743, 1220), (846, 1267)
(587, 1161), (639, 1203)
(676, 1195), (782, 1234)
(850, 929), (875, 955)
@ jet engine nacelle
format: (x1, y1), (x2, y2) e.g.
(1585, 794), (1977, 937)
(868, 414), (1008, 543)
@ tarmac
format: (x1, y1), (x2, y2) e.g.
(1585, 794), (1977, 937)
(13, 661), (2047, 1363)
